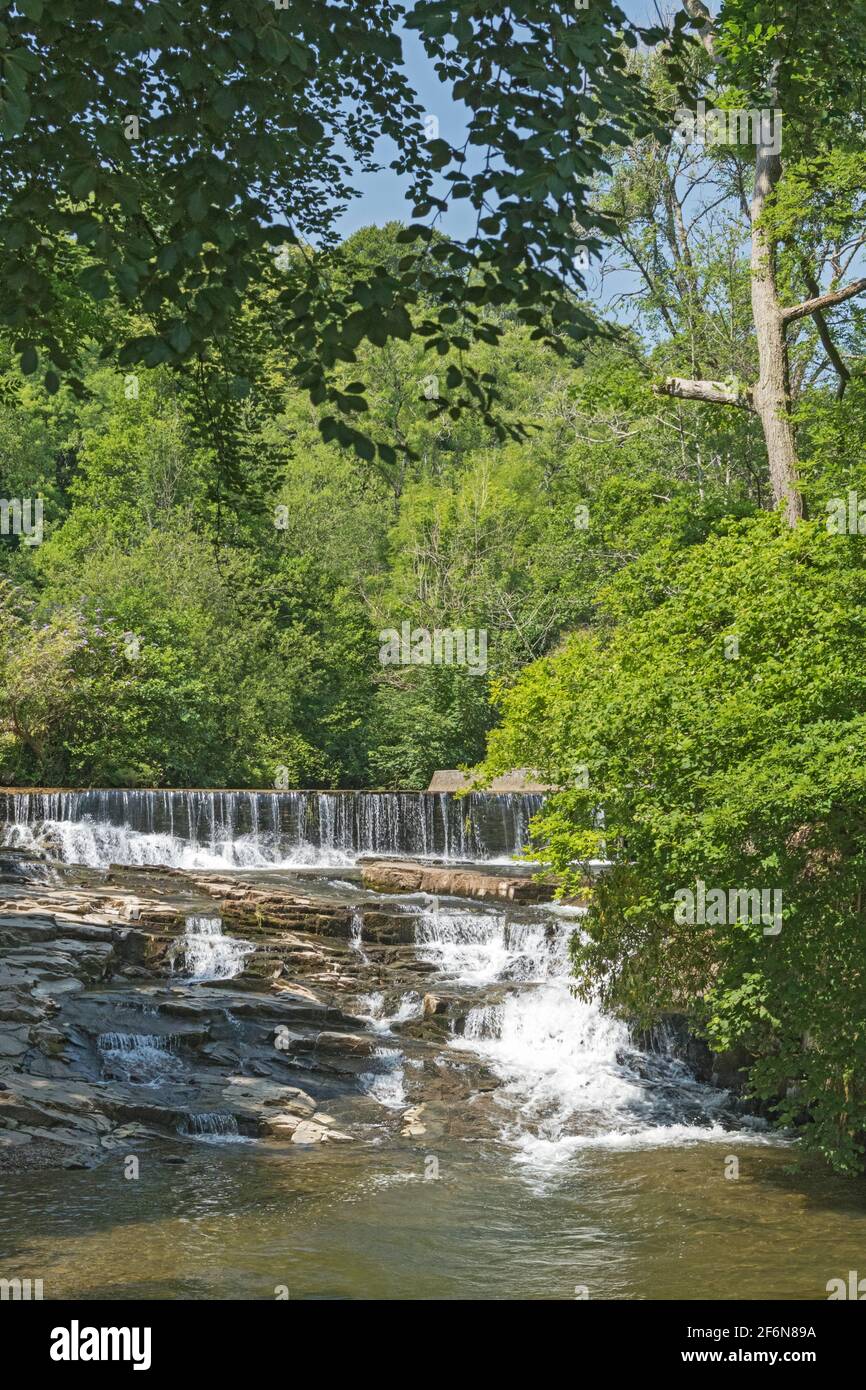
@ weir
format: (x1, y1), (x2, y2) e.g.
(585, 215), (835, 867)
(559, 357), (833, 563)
(0, 788), (543, 868)
(0, 783), (745, 1173)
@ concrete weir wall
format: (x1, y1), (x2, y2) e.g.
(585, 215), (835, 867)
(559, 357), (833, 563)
(0, 786), (546, 864)
(427, 769), (552, 793)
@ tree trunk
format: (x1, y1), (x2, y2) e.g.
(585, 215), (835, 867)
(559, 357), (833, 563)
(750, 134), (803, 525)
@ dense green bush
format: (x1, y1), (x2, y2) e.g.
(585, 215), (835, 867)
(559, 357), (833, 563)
(483, 513), (866, 1172)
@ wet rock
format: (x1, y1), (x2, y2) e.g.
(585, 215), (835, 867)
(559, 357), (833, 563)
(30, 1024), (69, 1056)
(359, 859), (562, 904)
(0, 1026), (30, 1058)
(0, 853), (502, 1167)
(422, 993), (448, 1017)
(400, 1103), (427, 1138)
(313, 1031), (377, 1056)
(361, 912), (416, 945)
(289, 1119), (352, 1144)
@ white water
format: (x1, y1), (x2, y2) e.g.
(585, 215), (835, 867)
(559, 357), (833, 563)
(360, 1045), (407, 1109)
(358, 990), (423, 1035)
(349, 907), (369, 964)
(174, 916), (253, 982)
(2, 789), (767, 1171)
(179, 1112), (252, 1143)
(97, 1032), (181, 1085)
(2, 817), (355, 871)
(413, 903), (767, 1170)
(1, 789), (540, 869)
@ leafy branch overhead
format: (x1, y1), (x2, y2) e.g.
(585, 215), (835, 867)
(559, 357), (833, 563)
(0, 0), (690, 458)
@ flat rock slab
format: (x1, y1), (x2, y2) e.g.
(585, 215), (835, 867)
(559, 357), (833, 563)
(359, 860), (559, 904)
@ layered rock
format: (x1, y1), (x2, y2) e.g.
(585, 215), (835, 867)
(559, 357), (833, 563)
(0, 846), (506, 1169)
(359, 858), (565, 904)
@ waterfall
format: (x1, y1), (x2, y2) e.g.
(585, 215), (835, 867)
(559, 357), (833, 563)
(97, 1032), (177, 1052)
(97, 1032), (181, 1084)
(0, 789), (543, 870)
(179, 1113), (245, 1142)
(349, 907), (369, 964)
(413, 902), (742, 1169)
(358, 990), (422, 1035)
(174, 916), (253, 982)
(360, 1045), (406, 1110)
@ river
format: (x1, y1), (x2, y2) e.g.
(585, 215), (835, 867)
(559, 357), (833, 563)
(1, 789), (864, 1300)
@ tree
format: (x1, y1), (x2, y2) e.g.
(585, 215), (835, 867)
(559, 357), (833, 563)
(0, 1), (675, 457)
(654, 0), (866, 524)
(481, 508), (866, 1172)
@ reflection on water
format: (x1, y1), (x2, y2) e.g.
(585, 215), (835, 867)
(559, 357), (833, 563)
(1, 1140), (865, 1300)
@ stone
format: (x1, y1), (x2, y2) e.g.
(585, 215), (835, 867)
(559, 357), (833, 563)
(290, 1120), (329, 1143)
(266, 1113), (301, 1134)
(314, 1031), (376, 1056)
(427, 769), (551, 792)
(290, 1119), (351, 1144)
(359, 859), (563, 904)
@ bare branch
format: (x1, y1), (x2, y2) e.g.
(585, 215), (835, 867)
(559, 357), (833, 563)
(801, 269), (851, 400)
(781, 278), (866, 324)
(654, 376), (755, 410)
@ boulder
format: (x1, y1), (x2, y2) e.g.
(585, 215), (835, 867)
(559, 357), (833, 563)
(290, 1119), (352, 1144)
(422, 993), (448, 1017)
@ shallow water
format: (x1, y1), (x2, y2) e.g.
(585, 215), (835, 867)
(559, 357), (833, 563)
(1, 1140), (864, 1300)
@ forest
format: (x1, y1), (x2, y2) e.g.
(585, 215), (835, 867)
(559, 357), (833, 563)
(2, 0), (866, 1177)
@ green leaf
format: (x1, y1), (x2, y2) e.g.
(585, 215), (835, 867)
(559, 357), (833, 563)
(297, 113), (324, 144)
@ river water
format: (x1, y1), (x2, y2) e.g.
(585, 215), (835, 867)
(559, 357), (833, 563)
(2, 790), (865, 1300)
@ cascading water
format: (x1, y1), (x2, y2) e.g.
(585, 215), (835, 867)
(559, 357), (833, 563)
(360, 1045), (407, 1110)
(97, 1032), (181, 1084)
(178, 1113), (246, 1142)
(174, 916), (253, 982)
(414, 902), (759, 1170)
(0, 784), (760, 1170)
(349, 907), (369, 964)
(0, 789), (542, 870)
(98, 1032), (177, 1051)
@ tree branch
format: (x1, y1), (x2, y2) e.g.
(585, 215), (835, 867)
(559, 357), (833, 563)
(781, 278), (866, 324)
(682, 0), (717, 57)
(801, 269), (851, 400)
(653, 376), (755, 410)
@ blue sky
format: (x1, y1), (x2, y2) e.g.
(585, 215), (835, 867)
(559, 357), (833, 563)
(336, 0), (668, 239)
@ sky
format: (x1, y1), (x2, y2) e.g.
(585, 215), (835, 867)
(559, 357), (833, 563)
(331, 1), (686, 327)
(336, 1), (668, 239)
